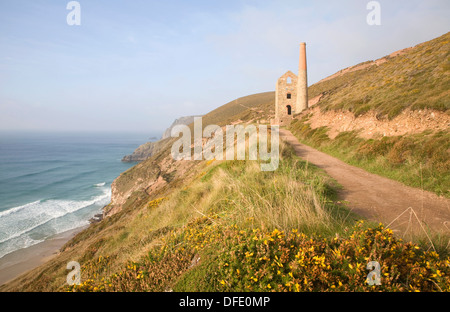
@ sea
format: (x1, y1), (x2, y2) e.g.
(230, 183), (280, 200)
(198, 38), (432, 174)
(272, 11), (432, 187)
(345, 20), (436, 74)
(0, 131), (157, 259)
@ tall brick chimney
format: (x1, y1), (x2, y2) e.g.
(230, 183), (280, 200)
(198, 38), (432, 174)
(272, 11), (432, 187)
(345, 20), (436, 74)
(296, 42), (308, 112)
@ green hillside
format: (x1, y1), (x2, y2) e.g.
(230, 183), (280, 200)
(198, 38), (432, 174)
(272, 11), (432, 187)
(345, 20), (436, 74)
(201, 91), (275, 126)
(5, 139), (448, 292)
(1, 34), (449, 293)
(309, 32), (449, 118)
(291, 32), (450, 197)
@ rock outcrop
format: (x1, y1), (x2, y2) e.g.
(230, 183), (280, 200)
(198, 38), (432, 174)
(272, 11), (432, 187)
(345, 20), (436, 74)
(122, 115), (202, 162)
(161, 115), (202, 140)
(121, 139), (170, 162)
(304, 106), (450, 140)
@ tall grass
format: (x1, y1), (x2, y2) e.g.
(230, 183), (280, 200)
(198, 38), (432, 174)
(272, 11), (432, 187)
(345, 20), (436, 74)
(190, 141), (359, 237)
(217, 162), (333, 234)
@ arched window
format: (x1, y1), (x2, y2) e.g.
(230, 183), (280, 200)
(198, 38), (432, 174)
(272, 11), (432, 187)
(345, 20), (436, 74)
(286, 77), (292, 84)
(287, 93), (291, 99)
(286, 105), (292, 115)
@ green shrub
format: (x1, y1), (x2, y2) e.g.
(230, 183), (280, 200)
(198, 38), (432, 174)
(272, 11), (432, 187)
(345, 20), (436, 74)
(68, 219), (450, 292)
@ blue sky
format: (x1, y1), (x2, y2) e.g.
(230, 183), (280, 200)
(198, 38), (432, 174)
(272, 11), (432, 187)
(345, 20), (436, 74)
(1, 0), (449, 133)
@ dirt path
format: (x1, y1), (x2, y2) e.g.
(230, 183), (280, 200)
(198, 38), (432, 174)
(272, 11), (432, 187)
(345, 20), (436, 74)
(279, 129), (450, 235)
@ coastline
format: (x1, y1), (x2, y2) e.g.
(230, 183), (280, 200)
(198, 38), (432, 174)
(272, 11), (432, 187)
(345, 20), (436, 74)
(0, 225), (87, 286)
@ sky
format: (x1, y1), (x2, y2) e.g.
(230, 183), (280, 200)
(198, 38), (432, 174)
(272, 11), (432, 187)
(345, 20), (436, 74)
(0, 0), (449, 134)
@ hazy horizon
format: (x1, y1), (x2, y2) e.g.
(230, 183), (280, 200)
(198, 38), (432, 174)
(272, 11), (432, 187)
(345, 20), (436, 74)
(1, 0), (449, 133)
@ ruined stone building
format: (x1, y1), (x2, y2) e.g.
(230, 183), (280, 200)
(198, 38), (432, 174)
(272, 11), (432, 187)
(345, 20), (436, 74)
(273, 42), (308, 126)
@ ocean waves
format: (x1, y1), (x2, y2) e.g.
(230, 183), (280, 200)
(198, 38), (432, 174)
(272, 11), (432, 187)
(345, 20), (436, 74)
(0, 187), (111, 259)
(0, 131), (148, 260)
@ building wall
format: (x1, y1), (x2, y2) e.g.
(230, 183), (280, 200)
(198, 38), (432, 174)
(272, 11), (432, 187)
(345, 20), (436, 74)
(275, 71), (298, 126)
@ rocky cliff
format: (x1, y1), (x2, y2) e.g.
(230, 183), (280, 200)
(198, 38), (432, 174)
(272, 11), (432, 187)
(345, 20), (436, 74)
(121, 115), (202, 162)
(161, 115), (202, 140)
(121, 138), (171, 162)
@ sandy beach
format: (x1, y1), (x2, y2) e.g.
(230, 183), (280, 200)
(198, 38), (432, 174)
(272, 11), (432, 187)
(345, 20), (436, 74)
(0, 226), (87, 286)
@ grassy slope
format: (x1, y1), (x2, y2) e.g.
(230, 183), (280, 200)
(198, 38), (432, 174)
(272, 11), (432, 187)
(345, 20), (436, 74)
(2, 34), (449, 292)
(309, 32), (449, 118)
(0, 91), (276, 291)
(290, 32), (450, 197)
(4, 95), (448, 292)
(200, 91), (275, 127)
(66, 144), (449, 292)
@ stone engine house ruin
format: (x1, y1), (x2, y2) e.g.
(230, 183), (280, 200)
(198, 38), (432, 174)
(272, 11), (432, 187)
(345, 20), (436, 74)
(273, 42), (308, 126)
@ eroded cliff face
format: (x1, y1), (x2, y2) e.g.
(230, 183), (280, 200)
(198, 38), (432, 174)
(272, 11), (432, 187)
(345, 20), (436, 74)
(121, 116), (202, 163)
(303, 106), (450, 139)
(106, 94), (277, 219)
(114, 117), (205, 212)
(105, 137), (202, 218)
(106, 155), (167, 217)
(106, 174), (166, 217)
(121, 138), (172, 162)
(161, 115), (202, 140)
